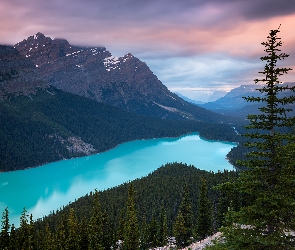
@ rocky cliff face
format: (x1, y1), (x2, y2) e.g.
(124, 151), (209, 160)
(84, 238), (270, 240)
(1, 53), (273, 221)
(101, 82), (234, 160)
(14, 33), (232, 123)
(0, 45), (48, 100)
(15, 33), (177, 107)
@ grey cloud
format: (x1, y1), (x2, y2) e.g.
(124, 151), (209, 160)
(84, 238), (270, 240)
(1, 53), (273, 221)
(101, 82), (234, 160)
(240, 0), (295, 20)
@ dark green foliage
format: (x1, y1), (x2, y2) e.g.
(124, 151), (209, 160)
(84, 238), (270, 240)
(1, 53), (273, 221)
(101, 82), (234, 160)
(172, 212), (186, 247)
(18, 207), (30, 250)
(158, 205), (168, 246)
(0, 163), (238, 249)
(9, 224), (17, 250)
(66, 208), (80, 249)
(173, 183), (193, 247)
(0, 87), (240, 172)
(146, 215), (160, 248)
(212, 27), (295, 249)
(196, 178), (212, 239)
(88, 190), (104, 250)
(123, 184), (140, 250)
(0, 207), (10, 249)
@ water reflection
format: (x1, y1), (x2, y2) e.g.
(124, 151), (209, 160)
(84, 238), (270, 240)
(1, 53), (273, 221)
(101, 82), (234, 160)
(0, 133), (236, 226)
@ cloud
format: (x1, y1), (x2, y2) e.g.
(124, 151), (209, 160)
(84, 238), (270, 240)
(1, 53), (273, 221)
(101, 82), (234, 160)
(0, 0), (294, 101)
(144, 53), (263, 101)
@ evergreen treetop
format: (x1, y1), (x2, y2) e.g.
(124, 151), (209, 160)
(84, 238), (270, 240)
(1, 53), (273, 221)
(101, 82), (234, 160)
(211, 26), (295, 249)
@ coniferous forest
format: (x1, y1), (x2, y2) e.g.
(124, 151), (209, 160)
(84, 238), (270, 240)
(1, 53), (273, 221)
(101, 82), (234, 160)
(0, 87), (242, 172)
(0, 163), (240, 249)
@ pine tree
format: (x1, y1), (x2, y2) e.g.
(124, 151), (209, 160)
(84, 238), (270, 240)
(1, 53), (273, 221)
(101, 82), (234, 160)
(19, 207), (30, 250)
(56, 214), (67, 250)
(146, 214), (160, 248)
(28, 213), (34, 249)
(158, 205), (168, 246)
(88, 189), (104, 250)
(42, 223), (54, 250)
(212, 26), (295, 249)
(196, 177), (212, 240)
(79, 216), (89, 250)
(117, 209), (125, 243)
(172, 183), (193, 247)
(66, 208), (80, 250)
(9, 224), (17, 250)
(123, 183), (140, 250)
(172, 212), (186, 247)
(0, 207), (10, 249)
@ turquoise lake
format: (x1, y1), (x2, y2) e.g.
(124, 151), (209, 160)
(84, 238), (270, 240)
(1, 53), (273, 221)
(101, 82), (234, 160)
(0, 133), (236, 226)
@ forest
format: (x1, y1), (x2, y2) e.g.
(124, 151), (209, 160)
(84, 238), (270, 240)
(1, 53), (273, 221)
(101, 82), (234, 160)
(0, 87), (241, 172)
(0, 162), (241, 249)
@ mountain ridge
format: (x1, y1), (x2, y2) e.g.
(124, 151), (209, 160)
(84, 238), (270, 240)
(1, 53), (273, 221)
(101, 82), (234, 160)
(200, 83), (295, 118)
(0, 38), (242, 172)
(14, 32), (240, 124)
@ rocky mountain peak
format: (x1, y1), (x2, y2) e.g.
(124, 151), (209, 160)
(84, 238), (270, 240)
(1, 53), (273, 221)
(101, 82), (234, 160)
(0, 45), (48, 100)
(13, 33), (233, 123)
(14, 33), (169, 101)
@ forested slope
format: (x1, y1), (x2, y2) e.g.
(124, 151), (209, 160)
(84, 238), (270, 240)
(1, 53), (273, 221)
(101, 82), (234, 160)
(0, 87), (240, 172)
(1, 163), (241, 249)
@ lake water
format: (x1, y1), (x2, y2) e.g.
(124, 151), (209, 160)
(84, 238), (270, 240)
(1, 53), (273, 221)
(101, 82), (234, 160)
(0, 133), (236, 226)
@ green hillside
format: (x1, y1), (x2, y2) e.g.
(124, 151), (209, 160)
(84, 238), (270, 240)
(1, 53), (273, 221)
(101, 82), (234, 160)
(0, 87), (240, 171)
(1, 163), (241, 249)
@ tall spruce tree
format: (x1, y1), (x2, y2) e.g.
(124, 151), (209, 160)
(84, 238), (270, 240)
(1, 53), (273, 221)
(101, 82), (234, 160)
(172, 183), (193, 247)
(19, 207), (30, 250)
(0, 207), (10, 249)
(88, 189), (104, 250)
(9, 224), (17, 250)
(196, 177), (212, 240)
(158, 205), (168, 246)
(210, 27), (295, 249)
(123, 183), (140, 250)
(66, 208), (81, 250)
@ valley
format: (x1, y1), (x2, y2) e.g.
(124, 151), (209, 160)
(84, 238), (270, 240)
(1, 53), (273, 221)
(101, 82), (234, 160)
(0, 32), (256, 249)
(0, 35), (243, 172)
(0, 133), (236, 227)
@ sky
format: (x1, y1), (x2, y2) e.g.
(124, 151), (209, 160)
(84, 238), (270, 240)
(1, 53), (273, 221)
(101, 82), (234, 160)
(1, 0), (295, 102)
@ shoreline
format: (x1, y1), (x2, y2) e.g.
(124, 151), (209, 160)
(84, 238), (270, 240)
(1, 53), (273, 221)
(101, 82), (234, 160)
(1, 131), (238, 173)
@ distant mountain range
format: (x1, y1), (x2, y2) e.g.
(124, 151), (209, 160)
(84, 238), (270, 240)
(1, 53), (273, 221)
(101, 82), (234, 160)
(174, 92), (205, 105)
(200, 83), (295, 118)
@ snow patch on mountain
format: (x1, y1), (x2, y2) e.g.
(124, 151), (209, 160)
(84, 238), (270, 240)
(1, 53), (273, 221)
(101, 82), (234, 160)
(103, 56), (120, 71)
(66, 50), (83, 57)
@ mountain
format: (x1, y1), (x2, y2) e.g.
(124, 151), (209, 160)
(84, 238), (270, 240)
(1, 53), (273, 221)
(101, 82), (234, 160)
(0, 86), (239, 172)
(0, 45), (240, 172)
(201, 83), (295, 118)
(14, 33), (239, 124)
(174, 92), (205, 105)
(207, 90), (227, 102)
(201, 85), (263, 111)
(0, 45), (48, 100)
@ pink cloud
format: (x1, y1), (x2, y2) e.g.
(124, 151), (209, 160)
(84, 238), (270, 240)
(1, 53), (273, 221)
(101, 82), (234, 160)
(0, 0), (294, 100)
